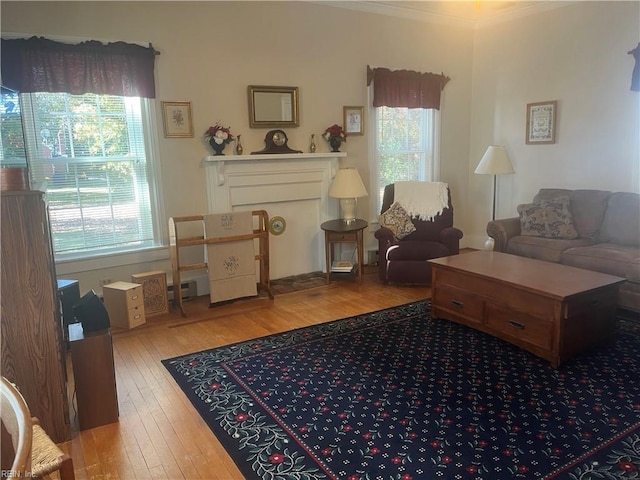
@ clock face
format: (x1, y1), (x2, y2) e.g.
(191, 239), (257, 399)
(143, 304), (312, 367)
(269, 216), (286, 235)
(272, 131), (286, 147)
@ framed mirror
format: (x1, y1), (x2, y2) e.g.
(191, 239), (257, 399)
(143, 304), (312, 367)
(248, 85), (299, 128)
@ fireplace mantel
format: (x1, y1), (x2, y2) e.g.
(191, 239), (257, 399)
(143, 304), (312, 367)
(201, 152), (347, 278)
(202, 152), (346, 186)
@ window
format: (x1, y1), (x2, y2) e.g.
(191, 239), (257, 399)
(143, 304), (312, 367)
(0, 86), (28, 168)
(22, 92), (164, 261)
(372, 106), (439, 214)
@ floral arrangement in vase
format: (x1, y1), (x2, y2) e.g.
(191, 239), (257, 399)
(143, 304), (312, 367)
(205, 123), (234, 155)
(323, 124), (347, 152)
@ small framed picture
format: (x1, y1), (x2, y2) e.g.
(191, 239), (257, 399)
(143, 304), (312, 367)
(161, 101), (194, 138)
(343, 106), (364, 135)
(526, 100), (557, 144)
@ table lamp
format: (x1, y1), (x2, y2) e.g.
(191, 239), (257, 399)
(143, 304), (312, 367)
(329, 167), (368, 224)
(474, 145), (515, 248)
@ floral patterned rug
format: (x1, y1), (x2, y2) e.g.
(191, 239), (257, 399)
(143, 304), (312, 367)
(162, 300), (640, 479)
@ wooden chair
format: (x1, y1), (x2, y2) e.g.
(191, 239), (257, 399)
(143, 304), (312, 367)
(1, 376), (32, 478)
(1, 377), (75, 480)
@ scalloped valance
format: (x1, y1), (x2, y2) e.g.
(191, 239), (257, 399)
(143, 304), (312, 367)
(1, 36), (158, 98)
(367, 65), (450, 110)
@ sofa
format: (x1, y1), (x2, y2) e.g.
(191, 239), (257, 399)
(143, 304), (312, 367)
(487, 189), (640, 312)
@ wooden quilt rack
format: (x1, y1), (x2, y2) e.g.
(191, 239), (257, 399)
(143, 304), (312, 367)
(168, 210), (273, 316)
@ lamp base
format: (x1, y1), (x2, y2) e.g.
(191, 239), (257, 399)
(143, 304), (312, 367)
(340, 198), (357, 224)
(483, 237), (495, 251)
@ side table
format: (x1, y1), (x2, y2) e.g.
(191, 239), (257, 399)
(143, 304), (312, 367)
(320, 219), (368, 284)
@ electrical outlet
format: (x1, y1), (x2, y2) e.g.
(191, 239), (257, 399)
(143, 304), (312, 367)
(99, 278), (112, 287)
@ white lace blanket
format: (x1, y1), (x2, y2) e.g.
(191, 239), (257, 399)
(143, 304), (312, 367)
(394, 181), (449, 221)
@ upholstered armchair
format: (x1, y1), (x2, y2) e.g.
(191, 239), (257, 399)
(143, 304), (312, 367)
(374, 183), (463, 284)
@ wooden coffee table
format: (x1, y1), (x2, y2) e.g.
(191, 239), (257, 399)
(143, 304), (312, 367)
(428, 251), (626, 368)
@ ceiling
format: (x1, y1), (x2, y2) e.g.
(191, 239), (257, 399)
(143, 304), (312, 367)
(323, 1), (567, 27)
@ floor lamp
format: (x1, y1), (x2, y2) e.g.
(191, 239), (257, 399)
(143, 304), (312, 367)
(474, 145), (515, 249)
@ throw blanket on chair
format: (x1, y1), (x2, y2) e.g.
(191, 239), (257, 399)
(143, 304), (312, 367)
(203, 211), (257, 304)
(395, 181), (449, 221)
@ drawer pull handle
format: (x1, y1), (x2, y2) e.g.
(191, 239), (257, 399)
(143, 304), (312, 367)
(133, 314), (141, 320)
(132, 295), (139, 300)
(508, 320), (525, 330)
(451, 299), (464, 309)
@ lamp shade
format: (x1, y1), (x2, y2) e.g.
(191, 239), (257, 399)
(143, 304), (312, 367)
(328, 168), (368, 198)
(474, 146), (515, 175)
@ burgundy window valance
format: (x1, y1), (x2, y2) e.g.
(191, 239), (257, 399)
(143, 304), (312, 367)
(367, 65), (450, 110)
(1, 36), (158, 98)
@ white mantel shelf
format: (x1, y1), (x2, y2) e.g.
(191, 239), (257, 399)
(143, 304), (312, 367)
(202, 152), (347, 186)
(203, 152), (347, 162)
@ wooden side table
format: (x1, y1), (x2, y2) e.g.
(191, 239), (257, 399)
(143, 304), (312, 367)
(321, 219), (368, 285)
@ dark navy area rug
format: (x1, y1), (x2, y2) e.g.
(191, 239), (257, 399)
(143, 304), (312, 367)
(162, 300), (640, 479)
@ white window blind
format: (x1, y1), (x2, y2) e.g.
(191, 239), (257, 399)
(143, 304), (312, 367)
(22, 92), (161, 259)
(373, 106), (438, 214)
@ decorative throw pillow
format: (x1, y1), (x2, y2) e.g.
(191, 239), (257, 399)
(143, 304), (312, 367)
(379, 202), (416, 240)
(517, 196), (578, 239)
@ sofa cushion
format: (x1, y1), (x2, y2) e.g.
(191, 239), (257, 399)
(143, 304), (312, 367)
(517, 196), (578, 239)
(507, 235), (593, 263)
(598, 192), (640, 247)
(379, 202), (416, 240)
(561, 243), (640, 280)
(534, 189), (611, 239)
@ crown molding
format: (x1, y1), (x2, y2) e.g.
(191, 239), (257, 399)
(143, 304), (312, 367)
(313, 1), (573, 29)
(314, 1), (476, 27)
(474, 1), (573, 29)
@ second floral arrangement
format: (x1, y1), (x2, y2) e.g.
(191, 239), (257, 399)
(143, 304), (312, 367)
(323, 124), (347, 152)
(205, 123), (234, 155)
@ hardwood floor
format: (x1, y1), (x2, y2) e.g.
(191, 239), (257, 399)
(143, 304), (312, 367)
(61, 267), (429, 480)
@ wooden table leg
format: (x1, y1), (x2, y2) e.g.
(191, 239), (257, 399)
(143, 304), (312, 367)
(324, 231), (331, 284)
(357, 230), (364, 284)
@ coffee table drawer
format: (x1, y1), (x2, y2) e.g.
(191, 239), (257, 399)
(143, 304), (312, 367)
(434, 284), (484, 324)
(486, 304), (553, 351)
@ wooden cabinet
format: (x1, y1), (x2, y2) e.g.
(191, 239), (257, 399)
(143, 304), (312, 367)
(429, 251), (624, 368)
(103, 281), (146, 329)
(0, 191), (70, 442)
(69, 324), (118, 430)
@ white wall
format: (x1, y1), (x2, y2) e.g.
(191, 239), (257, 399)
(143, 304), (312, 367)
(468, 1), (640, 248)
(3, 1), (638, 290)
(1, 1), (474, 292)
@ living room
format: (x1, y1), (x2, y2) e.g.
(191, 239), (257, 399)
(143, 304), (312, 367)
(2, 2), (640, 479)
(2, 1), (638, 293)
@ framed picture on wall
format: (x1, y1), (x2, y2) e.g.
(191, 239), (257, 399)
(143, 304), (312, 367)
(161, 101), (194, 138)
(343, 106), (364, 135)
(526, 100), (557, 144)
